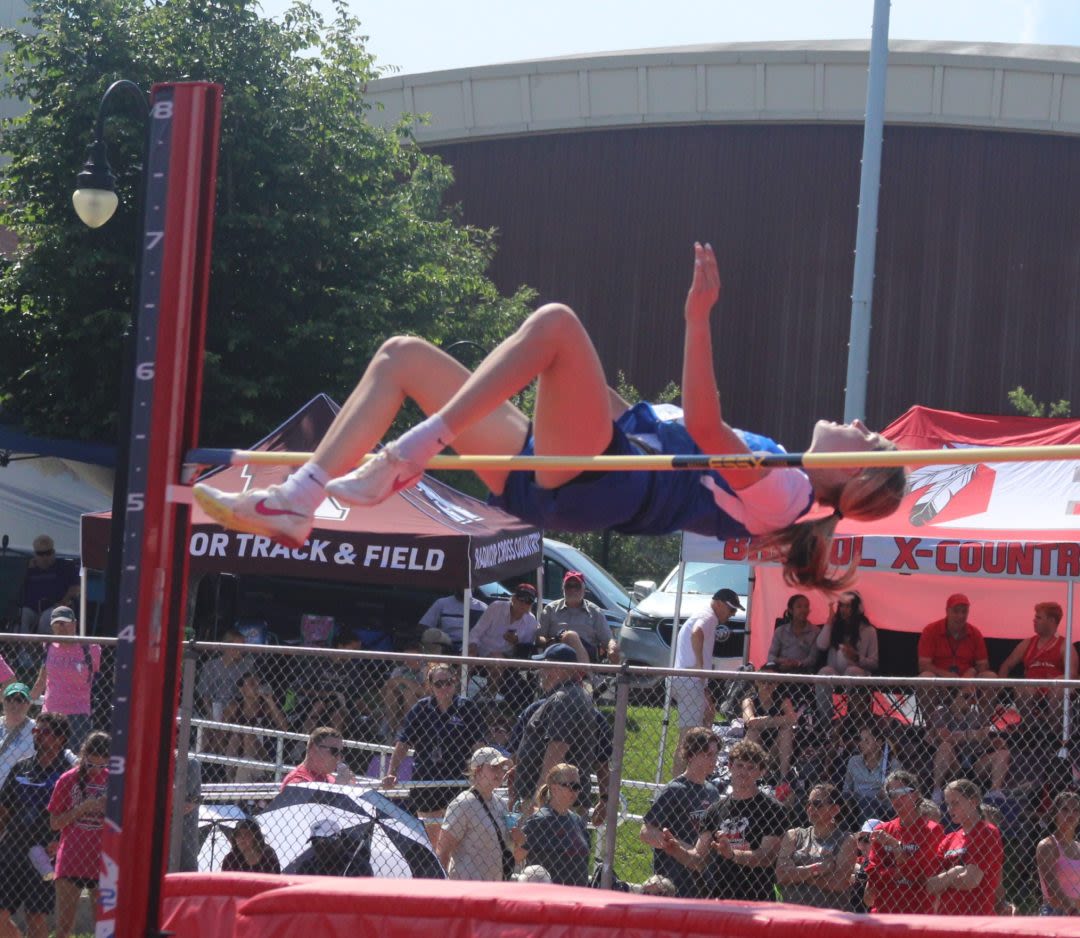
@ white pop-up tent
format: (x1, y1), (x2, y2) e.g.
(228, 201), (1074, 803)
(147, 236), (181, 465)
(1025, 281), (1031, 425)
(0, 425), (114, 556)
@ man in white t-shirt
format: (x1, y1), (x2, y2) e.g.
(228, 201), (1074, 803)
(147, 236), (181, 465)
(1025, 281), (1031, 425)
(668, 588), (741, 775)
(418, 590), (489, 650)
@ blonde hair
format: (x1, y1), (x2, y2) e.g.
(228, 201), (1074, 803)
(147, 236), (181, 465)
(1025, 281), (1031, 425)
(756, 438), (906, 591)
(534, 762), (580, 808)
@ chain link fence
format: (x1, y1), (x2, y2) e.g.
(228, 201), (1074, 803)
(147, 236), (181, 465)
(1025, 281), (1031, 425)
(1, 631), (1080, 925)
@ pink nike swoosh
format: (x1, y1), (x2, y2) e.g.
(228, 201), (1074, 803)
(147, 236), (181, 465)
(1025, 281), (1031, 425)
(254, 499), (304, 518)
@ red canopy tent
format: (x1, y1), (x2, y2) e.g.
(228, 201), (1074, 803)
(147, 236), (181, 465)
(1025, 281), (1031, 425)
(684, 405), (1080, 665)
(80, 395), (543, 590)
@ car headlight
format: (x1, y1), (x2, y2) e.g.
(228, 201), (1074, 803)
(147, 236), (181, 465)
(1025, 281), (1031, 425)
(623, 613), (655, 631)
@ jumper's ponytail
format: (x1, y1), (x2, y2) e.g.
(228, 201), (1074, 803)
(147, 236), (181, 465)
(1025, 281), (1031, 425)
(756, 443), (907, 591)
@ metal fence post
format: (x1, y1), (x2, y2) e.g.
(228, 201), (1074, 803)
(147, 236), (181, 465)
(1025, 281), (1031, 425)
(600, 662), (631, 889)
(168, 641), (198, 872)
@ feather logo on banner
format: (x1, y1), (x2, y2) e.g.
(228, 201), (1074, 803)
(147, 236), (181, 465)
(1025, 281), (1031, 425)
(907, 444), (981, 527)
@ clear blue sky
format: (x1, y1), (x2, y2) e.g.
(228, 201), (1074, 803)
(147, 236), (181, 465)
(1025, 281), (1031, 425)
(258, 0), (1079, 75)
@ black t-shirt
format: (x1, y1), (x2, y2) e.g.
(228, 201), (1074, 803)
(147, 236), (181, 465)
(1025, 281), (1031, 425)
(398, 696), (487, 782)
(519, 806), (591, 886)
(0, 754), (70, 855)
(513, 682), (598, 804)
(643, 776), (721, 897)
(701, 790), (788, 901)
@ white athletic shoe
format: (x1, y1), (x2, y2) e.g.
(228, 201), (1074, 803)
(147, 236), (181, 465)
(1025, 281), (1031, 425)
(192, 482), (313, 549)
(324, 441), (424, 507)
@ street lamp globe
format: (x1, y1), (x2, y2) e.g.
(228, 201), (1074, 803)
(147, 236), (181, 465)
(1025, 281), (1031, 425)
(72, 137), (119, 228)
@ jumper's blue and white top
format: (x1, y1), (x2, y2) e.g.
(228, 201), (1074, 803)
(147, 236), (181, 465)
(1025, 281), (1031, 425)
(491, 401), (815, 539)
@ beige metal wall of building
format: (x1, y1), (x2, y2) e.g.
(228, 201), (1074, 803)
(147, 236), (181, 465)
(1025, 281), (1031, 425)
(367, 41), (1080, 443)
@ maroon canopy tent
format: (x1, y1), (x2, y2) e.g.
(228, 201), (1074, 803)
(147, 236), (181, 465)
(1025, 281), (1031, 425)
(80, 395), (543, 589)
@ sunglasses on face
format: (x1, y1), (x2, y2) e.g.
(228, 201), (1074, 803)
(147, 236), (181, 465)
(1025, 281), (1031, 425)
(886, 786), (915, 799)
(317, 744), (343, 757)
(4, 696), (29, 704)
(555, 780), (583, 792)
(430, 678), (455, 689)
(857, 834), (871, 845)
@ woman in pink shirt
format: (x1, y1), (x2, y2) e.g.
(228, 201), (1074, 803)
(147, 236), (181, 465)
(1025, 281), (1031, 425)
(31, 607), (100, 748)
(48, 731), (110, 938)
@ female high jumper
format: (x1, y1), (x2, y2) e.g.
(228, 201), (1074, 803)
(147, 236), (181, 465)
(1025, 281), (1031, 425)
(194, 243), (906, 590)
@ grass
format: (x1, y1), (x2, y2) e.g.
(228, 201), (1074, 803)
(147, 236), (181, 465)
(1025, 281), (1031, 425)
(606, 702), (679, 883)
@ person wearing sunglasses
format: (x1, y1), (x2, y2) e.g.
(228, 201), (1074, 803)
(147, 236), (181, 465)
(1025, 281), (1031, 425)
(516, 763), (591, 886)
(438, 747), (513, 881)
(0, 711), (72, 938)
(281, 726), (352, 790)
(383, 663), (487, 847)
(864, 769), (944, 914)
(775, 783), (857, 910)
(16, 534), (79, 636)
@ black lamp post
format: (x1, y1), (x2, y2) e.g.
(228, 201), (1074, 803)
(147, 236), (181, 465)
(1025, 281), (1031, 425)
(72, 79), (147, 227)
(72, 80), (149, 637)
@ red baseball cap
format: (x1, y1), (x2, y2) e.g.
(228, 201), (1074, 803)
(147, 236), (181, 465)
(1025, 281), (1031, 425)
(563, 571), (585, 586)
(946, 593), (971, 609)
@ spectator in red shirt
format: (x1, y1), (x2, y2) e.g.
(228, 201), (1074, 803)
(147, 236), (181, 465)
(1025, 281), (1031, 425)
(864, 770), (944, 913)
(997, 601), (1077, 722)
(917, 594), (995, 712)
(927, 778), (1003, 915)
(280, 726), (354, 790)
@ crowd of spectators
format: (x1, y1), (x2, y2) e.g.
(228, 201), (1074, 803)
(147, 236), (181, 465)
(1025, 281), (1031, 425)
(174, 579), (1080, 913)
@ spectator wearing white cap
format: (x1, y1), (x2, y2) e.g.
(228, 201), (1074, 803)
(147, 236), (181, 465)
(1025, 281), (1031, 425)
(438, 747), (513, 881)
(513, 864), (552, 883)
(538, 572), (618, 665)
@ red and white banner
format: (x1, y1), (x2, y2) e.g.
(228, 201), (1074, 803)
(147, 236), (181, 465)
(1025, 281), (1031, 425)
(686, 405), (1080, 661)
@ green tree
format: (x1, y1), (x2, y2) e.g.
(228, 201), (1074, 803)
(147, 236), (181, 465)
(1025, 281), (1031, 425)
(1007, 386), (1071, 419)
(0, 0), (532, 444)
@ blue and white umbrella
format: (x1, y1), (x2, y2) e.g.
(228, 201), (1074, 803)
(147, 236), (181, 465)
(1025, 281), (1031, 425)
(255, 783), (444, 879)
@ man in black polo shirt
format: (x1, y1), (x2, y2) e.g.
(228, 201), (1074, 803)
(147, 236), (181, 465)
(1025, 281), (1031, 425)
(511, 644), (601, 809)
(382, 663), (487, 845)
(0, 712), (72, 938)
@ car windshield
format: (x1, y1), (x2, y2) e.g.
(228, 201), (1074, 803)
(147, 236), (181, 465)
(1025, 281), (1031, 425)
(659, 562), (748, 595)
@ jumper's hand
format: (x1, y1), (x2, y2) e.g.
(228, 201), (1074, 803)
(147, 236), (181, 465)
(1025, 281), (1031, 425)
(685, 242), (721, 322)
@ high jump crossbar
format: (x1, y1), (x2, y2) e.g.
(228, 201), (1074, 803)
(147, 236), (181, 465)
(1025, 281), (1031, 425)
(185, 443), (1080, 474)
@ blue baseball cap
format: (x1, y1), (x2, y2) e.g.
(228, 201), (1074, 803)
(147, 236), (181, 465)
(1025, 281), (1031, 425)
(531, 643), (578, 663)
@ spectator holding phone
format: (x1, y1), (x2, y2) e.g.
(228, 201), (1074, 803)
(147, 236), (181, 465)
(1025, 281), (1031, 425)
(48, 731), (110, 938)
(864, 770), (943, 914)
